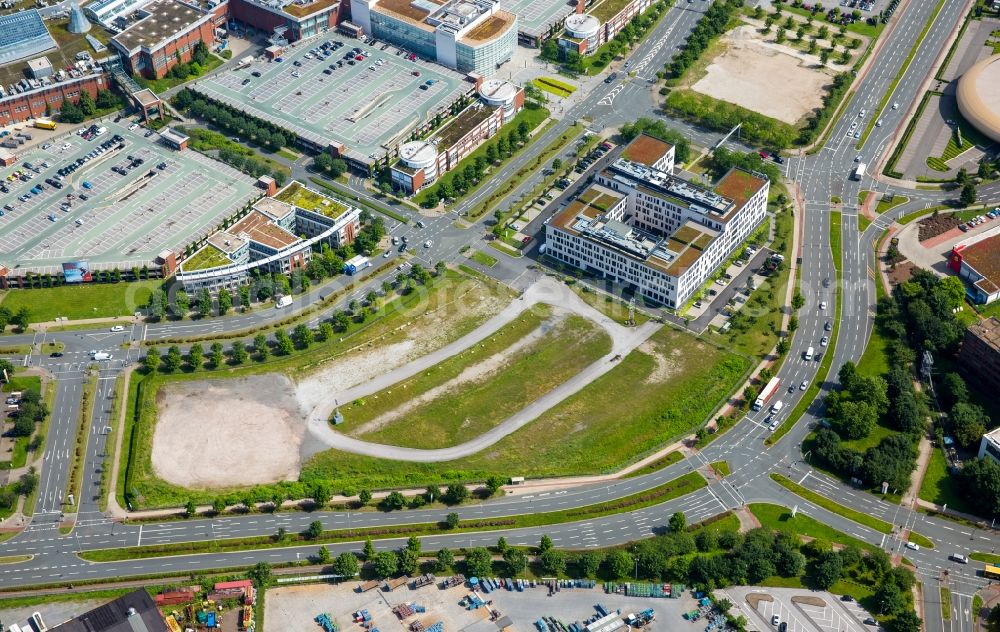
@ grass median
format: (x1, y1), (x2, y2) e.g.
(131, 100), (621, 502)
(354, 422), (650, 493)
(66, 371), (98, 510)
(83, 471), (707, 562)
(771, 473), (893, 534)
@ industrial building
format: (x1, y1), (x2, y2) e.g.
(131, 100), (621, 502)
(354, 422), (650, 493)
(949, 228), (1000, 305)
(544, 133), (769, 308)
(109, 0), (218, 78)
(0, 59), (109, 125)
(177, 182), (361, 294)
(0, 10), (57, 67)
(390, 78), (523, 193)
(49, 589), (169, 632)
(350, 0), (517, 75)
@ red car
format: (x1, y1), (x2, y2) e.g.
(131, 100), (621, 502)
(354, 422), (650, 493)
(356, 55), (364, 61)
(408, 53), (416, 61)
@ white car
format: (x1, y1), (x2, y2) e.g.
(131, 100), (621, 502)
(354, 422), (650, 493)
(110, 325), (125, 332)
(905, 542), (919, 551)
(423, 240), (432, 248)
(876, 119), (883, 127)
(820, 336), (829, 346)
(892, 102), (899, 110)
(819, 301), (827, 310)
(799, 380), (809, 390)
(383, 249), (391, 258)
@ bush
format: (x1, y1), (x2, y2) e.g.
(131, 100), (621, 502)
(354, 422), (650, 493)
(664, 90), (798, 148)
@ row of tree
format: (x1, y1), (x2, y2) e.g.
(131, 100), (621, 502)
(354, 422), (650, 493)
(57, 89), (122, 124)
(665, 0), (745, 81)
(173, 90), (291, 153)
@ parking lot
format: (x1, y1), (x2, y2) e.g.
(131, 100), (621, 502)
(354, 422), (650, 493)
(499, 0), (574, 42)
(721, 587), (876, 632)
(0, 119), (259, 274)
(191, 35), (471, 164)
(266, 578), (711, 632)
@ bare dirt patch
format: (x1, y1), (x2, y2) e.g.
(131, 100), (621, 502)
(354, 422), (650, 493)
(691, 25), (831, 125)
(641, 340), (687, 385)
(791, 596), (826, 607)
(918, 213), (964, 242)
(151, 375), (304, 488)
(746, 594), (774, 609)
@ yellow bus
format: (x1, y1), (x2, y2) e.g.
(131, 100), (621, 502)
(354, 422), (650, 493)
(984, 564), (1000, 580)
(33, 118), (56, 130)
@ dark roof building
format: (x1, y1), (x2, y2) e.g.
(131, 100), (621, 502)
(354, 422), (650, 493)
(51, 589), (169, 632)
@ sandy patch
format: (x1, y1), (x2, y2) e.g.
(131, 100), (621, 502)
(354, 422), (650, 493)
(151, 375), (304, 488)
(640, 340), (686, 384)
(692, 25), (831, 125)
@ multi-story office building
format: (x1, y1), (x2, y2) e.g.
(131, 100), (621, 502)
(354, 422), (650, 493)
(177, 182), (361, 294)
(558, 0), (654, 56)
(390, 78), (523, 193)
(350, 0), (516, 75)
(228, 0), (342, 43)
(544, 133), (769, 308)
(109, 0), (217, 78)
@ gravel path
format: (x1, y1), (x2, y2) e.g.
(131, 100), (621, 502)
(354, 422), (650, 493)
(303, 277), (661, 462)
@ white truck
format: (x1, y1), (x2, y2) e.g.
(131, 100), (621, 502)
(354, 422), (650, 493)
(804, 346), (815, 361)
(852, 162), (866, 180)
(770, 400), (784, 415)
(91, 352), (112, 361)
(275, 295), (293, 308)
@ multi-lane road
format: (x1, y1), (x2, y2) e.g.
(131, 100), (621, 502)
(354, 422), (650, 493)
(1, 1), (999, 629)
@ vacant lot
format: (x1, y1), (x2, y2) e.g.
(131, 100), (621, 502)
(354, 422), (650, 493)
(0, 280), (161, 323)
(354, 312), (612, 448)
(302, 326), (750, 491)
(692, 25), (832, 125)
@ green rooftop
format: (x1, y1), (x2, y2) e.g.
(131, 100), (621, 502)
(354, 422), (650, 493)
(276, 181), (350, 219)
(182, 244), (231, 272)
(590, 0), (634, 23)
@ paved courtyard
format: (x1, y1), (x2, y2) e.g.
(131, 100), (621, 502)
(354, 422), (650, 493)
(720, 587), (876, 632)
(191, 34), (471, 164)
(0, 120), (259, 274)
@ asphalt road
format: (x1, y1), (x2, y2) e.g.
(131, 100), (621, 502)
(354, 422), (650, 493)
(2, 4), (1000, 630)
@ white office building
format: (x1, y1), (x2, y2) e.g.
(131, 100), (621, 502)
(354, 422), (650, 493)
(544, 133), (769, 308)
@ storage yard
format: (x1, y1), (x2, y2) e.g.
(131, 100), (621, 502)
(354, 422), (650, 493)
(0, 119), (259, 274)
(190, 35), (471, 165)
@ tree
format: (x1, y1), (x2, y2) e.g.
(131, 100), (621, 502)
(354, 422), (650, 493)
(212, 497), (226, 514)
(198, 288), (212, 316)
(445, 512), (460, 529)
(254, 333), (269, 361)
(11, 307), (30, 331)
(503, 547), (528, 576)
(187, 499), (200, 519)
(606, 549), (635, 578)
(435, 547), (455, 572)
(359, 489), (373, 505)
(59, 99), (84, 123)
(372, 551), (399, 577)
(443, 483), (468, 505)
(496, 536), (509, 553)
(987, 606), (1000, 632)
(188, 343), (204, 370)
(551, 158), (563, 170)
(247, 561), (273, 589)
(540, 549), (566, 575)
(144, 347), (160, 373)
(962, 182), (979, 206)
(810, 550), (842, 590)
(163, 345), (183, 373)
(885, 610), (922, 632)
(398, 548), (420, 575)
(464, 547), (493, 578)
(311, 481), (331, 505)
(952, 402), (988, 448)
(406, 535), (422, 554)
(333, 551), (360, 578)
(485, 475), (506, 495)
(231, 341), (248, 365)
(217, 288), (232, 314)
(210, 342), (224, 367)
(96, 89), (119, 109)
(874, 581), (906, 615)
(669, 511), (686, 533)
(276, 330), (295, 355)
(364, 538), (377, 560)
(539, 534), (554, 552)
(293, 323), (314, 348)
(306, 520), (324, 539)
(317, 545), (332, 564)
(577, 551), (603, 577)
(382, 491), (406, 510)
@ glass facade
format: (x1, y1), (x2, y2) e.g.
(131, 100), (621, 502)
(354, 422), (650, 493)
(455, 18), (516, 74)
(370, 13), (437, 59)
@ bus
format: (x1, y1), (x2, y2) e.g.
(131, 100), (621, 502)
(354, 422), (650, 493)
(984, 564), (1000, 580)
(33, 118), (56, 130)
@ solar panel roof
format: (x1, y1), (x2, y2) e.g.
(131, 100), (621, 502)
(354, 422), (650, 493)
(0, 10), (57, 67)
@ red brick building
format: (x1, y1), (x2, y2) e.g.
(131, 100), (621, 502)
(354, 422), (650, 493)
(0, 70), (108, 125)
(110, 0), (217, 79)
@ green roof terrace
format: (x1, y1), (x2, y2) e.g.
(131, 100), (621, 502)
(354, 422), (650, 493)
(182, 244), (232, 272)
(275, 181), (350, 219)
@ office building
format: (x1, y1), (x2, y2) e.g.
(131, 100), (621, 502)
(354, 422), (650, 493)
(110, 0), (217, 79)
(558, 0), (654, 55)
(544, 133), (769, 308)
(350, 0), (516, 75)
(228, 0), (342, 43)
(979, 426), (1000, 465)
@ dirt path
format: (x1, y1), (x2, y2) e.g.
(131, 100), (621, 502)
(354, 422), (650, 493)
(303, 276), (661, 462)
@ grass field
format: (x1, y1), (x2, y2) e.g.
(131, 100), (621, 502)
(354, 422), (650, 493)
(0, 281), (161, 323)
(625, 451), (684, 478)
(876, 195), (909, 215)
(470, 251), (498, 267)
(771, 473), (893, 533)
(301, 326), (751, 493)
(533, 77), (576, 98)
(1, 377), (43, 470)
(710, 461), (730, 477)
(351, 312), (613, 449)
(750, 503), (879, 553)
(918, 444), (974, 514)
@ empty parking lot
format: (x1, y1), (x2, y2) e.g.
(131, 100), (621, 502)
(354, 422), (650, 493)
(722, 587), (875, 632)
(191, 36), (471, 164)
(0, 120), (259, 273)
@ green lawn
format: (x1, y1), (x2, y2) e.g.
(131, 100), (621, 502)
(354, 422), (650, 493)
(352, 312), (613, 449)
(876, 195), (909, 214)
(302, 326), (751, 495)
(771, 473), (894, 533)
(567, 284), (650, 325)
(750, 503), (880, 553)
(625, 451), (683, 478)
(137, 55), (224, 93)
(710, 461), (731, 477)
(918, 444), (975, 514)
(840, 419), (894, 453)
(182, 245), (231, 272)
(0, 281), (161, 323)
(470, 251), (498, 268)
(533, 77), (576, 98)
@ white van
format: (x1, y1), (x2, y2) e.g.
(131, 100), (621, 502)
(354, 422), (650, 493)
(275, 295), (292, 308)
(804, 346), (815, 361)
(92, 352), (112, 361)
(770, 400), (784, 414)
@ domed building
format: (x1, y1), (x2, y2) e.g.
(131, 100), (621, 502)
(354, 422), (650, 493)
(956, 54), (1000, 144)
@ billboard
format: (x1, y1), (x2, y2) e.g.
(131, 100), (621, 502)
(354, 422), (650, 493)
(62, 261), (92, 283)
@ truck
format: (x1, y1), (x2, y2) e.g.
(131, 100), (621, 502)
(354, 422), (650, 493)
(34, 118), (56, 130)
(237, 55), (255, 68)
(275, 295), (293, 308)
(804, 346), (815, 361)
(343, 254), (371, 275)
(852, 162), (866, 180)
(92, 352), (112, 361)
(752, 377), (781, 411)
(770, 400), (784, 415)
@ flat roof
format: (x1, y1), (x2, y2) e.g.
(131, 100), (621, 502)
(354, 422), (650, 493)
(496, 0), (572, 37)
(433, 104), (496, 150)
(374, 0), (441, 27)
(968, 317), (1000, 352)
(461, 11), (515, 43)
(713, 168), (768, 212)
(283, 0), (340, 17)
(589, 0), (631, 22)
(207, 231), (248, 254)
(603, 159), (734, 218)
(112, 0), (208, 53)
(133, 88), (162, 106)
(960, 233), (1000, 295)
(254, 196), (296, 220)
(275, 181), (351, 218)
(621, 133), (672, 167)
(230, 209), (299, 249)
(183, 242), (234, 271)
(0, 10), (56, 68)
(190, 36), (470, 165)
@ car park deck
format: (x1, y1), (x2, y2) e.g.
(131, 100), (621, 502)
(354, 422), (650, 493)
(499, 0), (574, 40)
(190, 36), (471, 166)
(0, 120), (259, 274)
